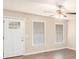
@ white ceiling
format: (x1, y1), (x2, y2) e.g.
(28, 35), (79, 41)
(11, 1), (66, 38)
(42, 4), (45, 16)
(4, 0), (76, 17)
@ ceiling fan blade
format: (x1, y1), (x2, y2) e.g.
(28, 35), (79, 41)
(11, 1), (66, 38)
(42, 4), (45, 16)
(66, 12), (76, 15)
(62, 14), (67, 17)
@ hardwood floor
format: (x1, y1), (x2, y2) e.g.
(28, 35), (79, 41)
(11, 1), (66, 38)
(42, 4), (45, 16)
(5, 49), (76, 59)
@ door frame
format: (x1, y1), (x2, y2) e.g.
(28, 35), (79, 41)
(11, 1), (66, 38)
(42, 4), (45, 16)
(3, 16), (26, 58)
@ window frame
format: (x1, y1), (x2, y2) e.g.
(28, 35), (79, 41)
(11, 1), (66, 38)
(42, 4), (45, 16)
(32, 20), (46, 46)
(55, 23), (65, 44)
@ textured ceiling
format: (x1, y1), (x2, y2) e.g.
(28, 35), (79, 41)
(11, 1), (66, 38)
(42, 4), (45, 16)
(3, 0), (76, 17)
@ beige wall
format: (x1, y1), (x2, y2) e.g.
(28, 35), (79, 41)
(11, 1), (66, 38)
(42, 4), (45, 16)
(4, 9), (68, 54)
(67, 15), (76, 50)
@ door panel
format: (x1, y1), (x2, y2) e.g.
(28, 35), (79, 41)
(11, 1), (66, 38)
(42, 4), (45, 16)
(4, 17), (25, 58)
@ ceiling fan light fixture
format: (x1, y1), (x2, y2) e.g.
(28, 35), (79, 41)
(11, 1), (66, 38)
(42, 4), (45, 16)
(60, 14), (65, 19)
(54, 6), (67, 19)
(54, 13), (65, 19)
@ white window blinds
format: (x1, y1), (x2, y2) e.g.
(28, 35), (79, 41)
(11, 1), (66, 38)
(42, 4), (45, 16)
(33, 22), (45, 45)
(56, 24), (63, 42)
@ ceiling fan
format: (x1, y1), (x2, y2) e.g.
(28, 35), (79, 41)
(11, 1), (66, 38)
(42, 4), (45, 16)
(55, 5), (67, 18)
(44, 4), (76, 18)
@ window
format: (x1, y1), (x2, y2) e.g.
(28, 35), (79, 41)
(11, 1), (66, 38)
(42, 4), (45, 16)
(56, 24), (63, 42)
(9, 22), (20, 29)
(32, 21), (45, 46)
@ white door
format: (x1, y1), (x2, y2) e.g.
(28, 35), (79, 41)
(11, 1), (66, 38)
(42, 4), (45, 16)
(4, 17), (25, 58)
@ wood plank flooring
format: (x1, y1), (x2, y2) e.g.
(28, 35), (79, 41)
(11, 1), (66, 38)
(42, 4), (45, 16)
(4, 49), (76, 59)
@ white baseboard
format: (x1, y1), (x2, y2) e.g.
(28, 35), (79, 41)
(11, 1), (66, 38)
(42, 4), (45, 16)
(4, 47), (75, 58)
(23, 47), (76, 56)
(66, 47), (76, 51)
(23, 47), (66, 56)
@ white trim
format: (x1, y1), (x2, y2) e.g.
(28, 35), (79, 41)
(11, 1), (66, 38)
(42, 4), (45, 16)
(66, 47), (76, 51)
(4, 47), (75, 58)
(32, 20), (46, 46)
(23, 47), (66, 56)
(3, 47), (66, 58)
(68, 48), (76, 51)
(55, 23), (65, 44)
(23, 47), (76, 56)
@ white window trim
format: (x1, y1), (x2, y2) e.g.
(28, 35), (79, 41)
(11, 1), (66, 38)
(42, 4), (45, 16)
(32, 20), (46, 46)
(55, 23), (65, 44)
